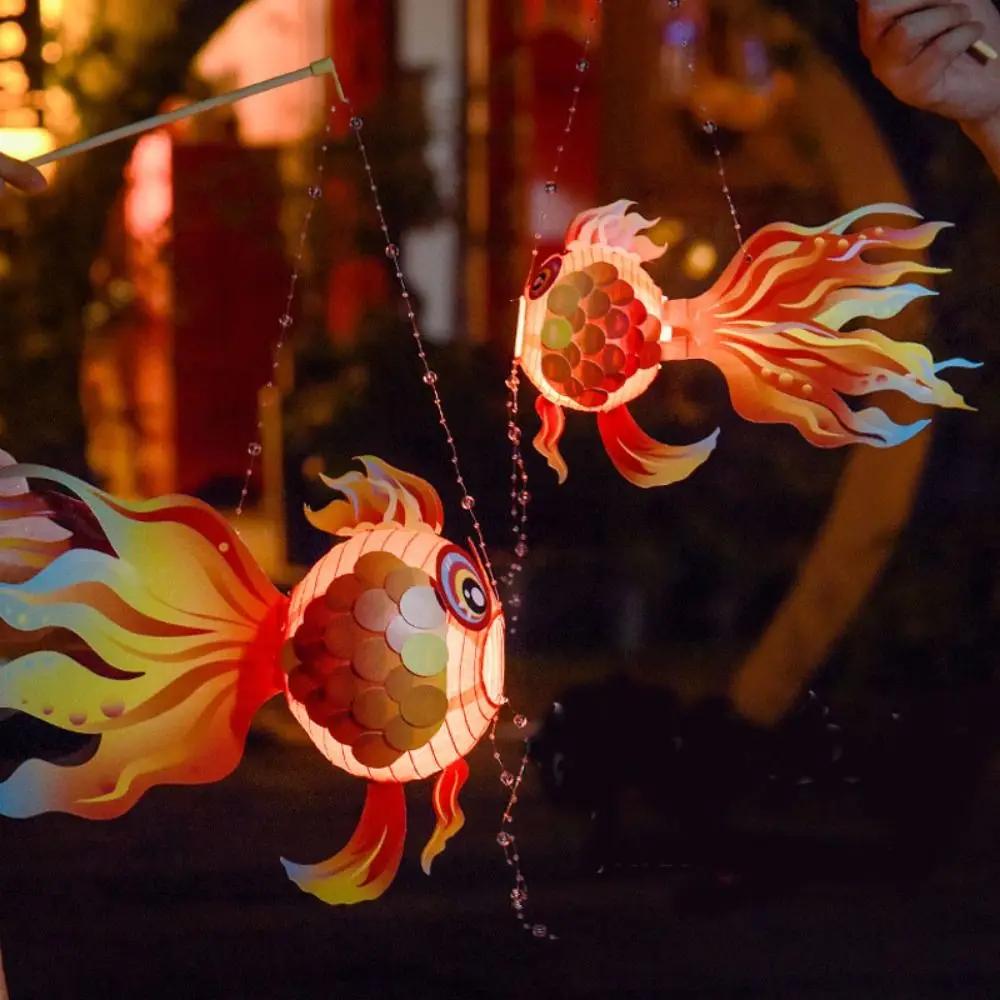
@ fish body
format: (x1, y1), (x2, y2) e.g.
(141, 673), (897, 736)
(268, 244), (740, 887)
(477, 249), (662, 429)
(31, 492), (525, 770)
(517, 200), (979, 488)
(283, 527), (504, 782)
(0, 453), (504, 905)
(518, 244), (665, 414)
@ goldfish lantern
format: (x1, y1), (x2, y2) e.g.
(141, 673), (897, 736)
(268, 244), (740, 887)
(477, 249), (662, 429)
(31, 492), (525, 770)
(0, 453), (504, 905)
(516, 200), (979, 487)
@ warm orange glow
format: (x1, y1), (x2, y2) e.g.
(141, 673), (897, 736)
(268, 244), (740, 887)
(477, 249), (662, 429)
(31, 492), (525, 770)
(0, 22), (26, 58)
(195, 0), (328, 145)
(521, 199), (974, 489)
(39, 0), (61, 28)
(0, 0), (26, 17)
(682, 239), (718, 279)
(284, 528), (504, 783)
(124, 132), (173, 242)
(0, 59), (27, 93)
(0, 126), (55, 164)
(514, 295), (526, 358)
(41, 40), (61, 63)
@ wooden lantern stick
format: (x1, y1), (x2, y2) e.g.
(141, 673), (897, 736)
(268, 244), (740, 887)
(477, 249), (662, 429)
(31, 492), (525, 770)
(971, 38), (998, 64)
(28, 57), (345, 168)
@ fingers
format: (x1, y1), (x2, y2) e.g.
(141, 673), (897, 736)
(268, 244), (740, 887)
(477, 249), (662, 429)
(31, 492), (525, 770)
(910, 20), (987, 78)
(0, 152), (47, 194)
(859, 0), (942, 42)
(880, 3), (976, 64)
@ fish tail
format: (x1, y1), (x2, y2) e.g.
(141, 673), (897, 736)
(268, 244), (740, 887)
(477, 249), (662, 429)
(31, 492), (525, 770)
(662, 204), (980, 448)
(0, 459), (286, 820)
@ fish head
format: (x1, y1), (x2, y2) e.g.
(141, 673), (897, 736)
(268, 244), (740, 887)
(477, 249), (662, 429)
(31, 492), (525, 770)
(517, 201), (671, 414)
(283, 459), (504, 783)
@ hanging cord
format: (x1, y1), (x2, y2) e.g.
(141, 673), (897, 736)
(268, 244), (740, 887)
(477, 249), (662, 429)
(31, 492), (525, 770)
(234, 113), (336, 527)
(495, 1), (604, 941)
(671, 0), (747, 251)
(337, 89), (560, 934)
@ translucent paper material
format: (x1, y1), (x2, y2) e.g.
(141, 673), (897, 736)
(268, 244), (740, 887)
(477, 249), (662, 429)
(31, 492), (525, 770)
(279, 458), (505, 905)
(0, 454), (505, 906)
(0, 461), (285, 820)
(517, 200), (979, 488)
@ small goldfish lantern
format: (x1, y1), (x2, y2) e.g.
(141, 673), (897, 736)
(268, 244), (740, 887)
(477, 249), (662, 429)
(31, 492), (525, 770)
(0, 453), (504, 905)
(516, 200), (980, 487)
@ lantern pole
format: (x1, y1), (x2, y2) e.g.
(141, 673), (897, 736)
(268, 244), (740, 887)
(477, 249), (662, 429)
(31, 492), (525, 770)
(27, 57), (345, 168)
(971, 39), (998, 63)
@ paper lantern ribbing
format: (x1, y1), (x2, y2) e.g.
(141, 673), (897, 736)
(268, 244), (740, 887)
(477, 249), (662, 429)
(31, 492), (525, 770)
(0, 453), (504, 905)
(516, 199), (980, 488)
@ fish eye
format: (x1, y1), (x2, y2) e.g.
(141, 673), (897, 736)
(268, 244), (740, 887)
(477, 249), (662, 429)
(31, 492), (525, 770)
(527, 255), (562, 300)
(436, 545), (490, 631)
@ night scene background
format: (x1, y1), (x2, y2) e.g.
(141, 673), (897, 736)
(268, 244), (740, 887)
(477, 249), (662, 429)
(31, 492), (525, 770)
(1, 0), (999, 997)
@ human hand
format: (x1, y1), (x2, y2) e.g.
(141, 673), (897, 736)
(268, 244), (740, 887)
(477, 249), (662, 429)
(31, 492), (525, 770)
(0, 151), (46, 195)
(858, 1), (1000, 126)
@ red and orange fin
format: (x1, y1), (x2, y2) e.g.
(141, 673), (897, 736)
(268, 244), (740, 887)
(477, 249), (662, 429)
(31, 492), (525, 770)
(420, 758), (470, 875)
(0, 450), (73, 584)
(533, 397), (569, 483)
(281, 780), (407, 905)
(664, 203), (979, 449)
(0, 459), (285, 821)
(597, 406), (719, 488)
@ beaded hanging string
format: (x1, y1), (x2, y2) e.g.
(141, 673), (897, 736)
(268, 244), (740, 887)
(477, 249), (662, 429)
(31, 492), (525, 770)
(502, 1), (603, 617)
(334, 78), (561, 935)
(233, 124), (331, 526)
(669, 0), (746, 248)
(229, 27), (599, 937)
(228, 62), (536, 932)
(490, 2), (605, 941)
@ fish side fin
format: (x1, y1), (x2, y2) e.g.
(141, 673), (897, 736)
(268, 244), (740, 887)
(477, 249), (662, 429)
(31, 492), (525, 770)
(533, 396), (569, 483)
(281, 780), (407, 905)
(597, 406), (719, 488)
(420, 758), (470, 874)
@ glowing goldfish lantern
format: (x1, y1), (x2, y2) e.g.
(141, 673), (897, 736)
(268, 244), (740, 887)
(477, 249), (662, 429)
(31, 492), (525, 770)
(516, 200), (980, 487)
(0, 452), (504, 905)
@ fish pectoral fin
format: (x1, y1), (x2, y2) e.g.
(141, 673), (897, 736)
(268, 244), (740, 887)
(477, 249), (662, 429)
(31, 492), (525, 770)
(533, 396), (569, 484)
(280, 780), (406, 906)
(597, 406), (719, 488)
(420, 758), (470, 875)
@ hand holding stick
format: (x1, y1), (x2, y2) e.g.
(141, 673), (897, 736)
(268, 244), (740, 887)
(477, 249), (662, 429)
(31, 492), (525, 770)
(857, 1), (1000, 177)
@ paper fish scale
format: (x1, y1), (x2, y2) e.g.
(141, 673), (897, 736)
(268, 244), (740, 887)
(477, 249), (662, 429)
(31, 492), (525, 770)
(521, 245), (663, 417)
(518, 200), (979, 489)
(539, 260), (664, 409)
(0, 454), (504, 906)
(284, 562), (449, 770)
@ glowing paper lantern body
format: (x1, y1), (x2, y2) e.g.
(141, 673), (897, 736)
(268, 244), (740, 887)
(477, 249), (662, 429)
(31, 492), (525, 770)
(0, 453), (504, 905)
(517, 200), (980, 488)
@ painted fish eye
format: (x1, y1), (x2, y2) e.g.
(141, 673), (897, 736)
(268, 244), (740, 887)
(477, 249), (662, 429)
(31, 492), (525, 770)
(527, 255), (562, 300)
(436, 544), (490, 631)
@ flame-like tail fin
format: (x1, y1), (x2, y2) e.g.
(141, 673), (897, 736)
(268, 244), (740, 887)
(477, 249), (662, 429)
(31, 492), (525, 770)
(664, 204), (979, 448)
(281, 780), (407, 905)
(0, 460), (285, 820)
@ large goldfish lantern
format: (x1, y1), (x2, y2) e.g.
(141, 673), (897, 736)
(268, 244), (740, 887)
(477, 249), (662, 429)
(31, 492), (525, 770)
(0, 453), (504, 905)
(516, 200), (979, 487)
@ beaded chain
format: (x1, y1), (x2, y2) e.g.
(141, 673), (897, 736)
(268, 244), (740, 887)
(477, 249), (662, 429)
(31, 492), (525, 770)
(233, 128), (332, 526)
(233, 0), (750, 942)
(668, 0), (746, 248)
(492, 0), (605, 942)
